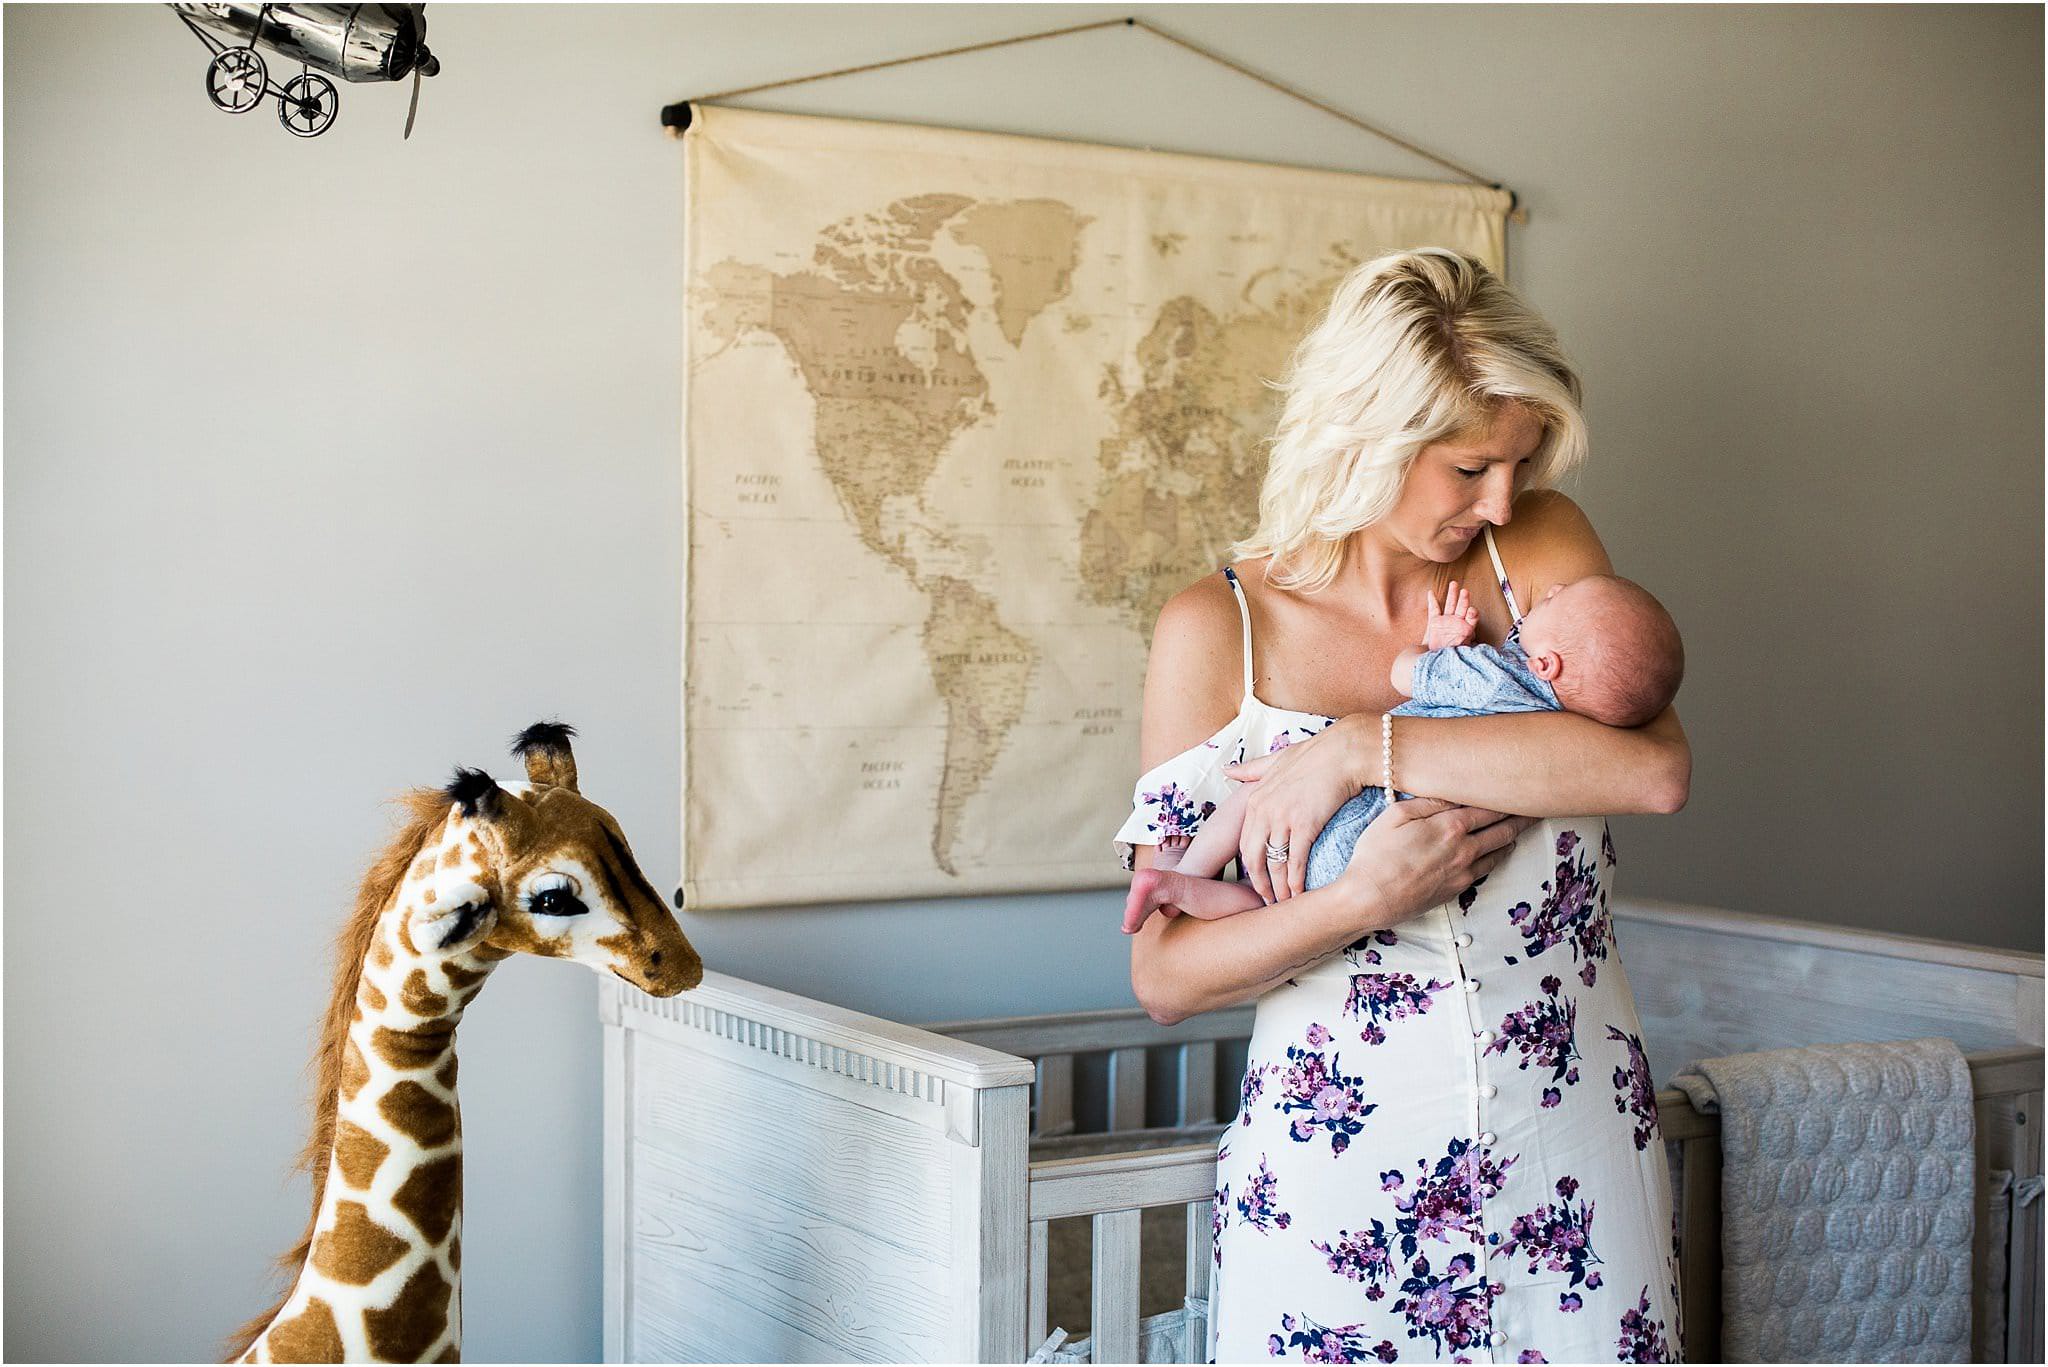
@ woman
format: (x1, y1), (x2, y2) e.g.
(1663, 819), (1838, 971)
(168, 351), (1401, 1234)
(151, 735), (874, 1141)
(1120, 249), (1690, 1363)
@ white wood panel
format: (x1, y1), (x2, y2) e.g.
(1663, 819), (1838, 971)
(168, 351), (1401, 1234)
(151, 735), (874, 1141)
(1028, 1220), (1050, 1348)
(1030, 1146), (1218, 1222)
(1617, 905), (2039, 1083)
(628, 1032), (959, 1361)
(1035, 1054), (1075, 1138)
(2004, 1089), (2041, 1364)
(1616, 898), (2043, 976)
(960, 1084), (1030, 1362)
(1108, 1048), (1146, 1132)
(1091, 1209), (1141, 1366)
(602, 1024), (629, 1362)
(926, 1006), (1258, 1056)
(1176, 1042), (1216, 1128)
(1183, 1200), (1213, 1365)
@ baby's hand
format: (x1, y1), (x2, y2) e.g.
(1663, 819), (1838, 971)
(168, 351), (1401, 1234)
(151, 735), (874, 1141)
(1424, 581), (1479, 650)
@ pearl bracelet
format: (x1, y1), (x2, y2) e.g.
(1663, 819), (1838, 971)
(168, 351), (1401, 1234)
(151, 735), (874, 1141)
(1382, 711), (1396, 803)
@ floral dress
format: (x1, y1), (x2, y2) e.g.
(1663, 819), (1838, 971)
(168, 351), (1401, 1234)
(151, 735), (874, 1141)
(1115, 534), (1683, 1364)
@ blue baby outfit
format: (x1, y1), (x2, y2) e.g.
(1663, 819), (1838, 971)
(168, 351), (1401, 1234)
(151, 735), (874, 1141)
(1302, 639), (1558, 890)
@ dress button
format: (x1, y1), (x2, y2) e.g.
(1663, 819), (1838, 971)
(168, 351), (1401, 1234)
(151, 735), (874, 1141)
(1464, 978), (1481, 993)
(1479, 1130), (1497, 1146)
(1474, 1028), (1496, 1044)
(1454, 932), (1473, 947)
(1479, 1083), (1498, 1099)
(1488, 1328), (1507, 1346)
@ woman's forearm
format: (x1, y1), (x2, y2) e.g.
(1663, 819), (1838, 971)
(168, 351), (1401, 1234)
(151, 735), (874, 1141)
(1130, 876), (1391, 1025)
(1327, 707), (1691, 816)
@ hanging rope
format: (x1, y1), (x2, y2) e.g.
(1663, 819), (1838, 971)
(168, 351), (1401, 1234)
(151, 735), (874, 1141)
(659, 15), (1525, 224)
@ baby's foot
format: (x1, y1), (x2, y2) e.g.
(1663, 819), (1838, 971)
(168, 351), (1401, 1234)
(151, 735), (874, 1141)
(1123, 867), (1186, 935)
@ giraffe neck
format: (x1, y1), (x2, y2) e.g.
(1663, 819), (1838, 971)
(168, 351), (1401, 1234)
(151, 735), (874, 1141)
(251, 860), (505, 1362)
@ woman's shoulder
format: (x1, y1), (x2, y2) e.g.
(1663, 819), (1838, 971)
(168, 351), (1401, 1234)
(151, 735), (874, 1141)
(1144, 566), (1252, 745)
(1153, 562), (1252, 655)
(1494, 489), (1615, 590)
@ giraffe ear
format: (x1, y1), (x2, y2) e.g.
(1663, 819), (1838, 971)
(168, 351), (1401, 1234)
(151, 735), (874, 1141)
(511, 720), (579, 792)
(410, 883), (499, 952)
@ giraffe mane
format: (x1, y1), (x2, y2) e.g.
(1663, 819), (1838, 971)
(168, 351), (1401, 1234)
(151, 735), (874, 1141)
(222, 784), (456, 1362)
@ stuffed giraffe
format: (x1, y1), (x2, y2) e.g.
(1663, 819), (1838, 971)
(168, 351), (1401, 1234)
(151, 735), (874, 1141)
(223, 722), (701, 1363)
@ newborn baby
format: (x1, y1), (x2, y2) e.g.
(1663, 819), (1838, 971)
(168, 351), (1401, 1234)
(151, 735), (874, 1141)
(1121, 573), (1683, 934)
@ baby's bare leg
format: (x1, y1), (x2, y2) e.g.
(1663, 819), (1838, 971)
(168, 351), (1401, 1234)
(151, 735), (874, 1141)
(1122, 865), (1266, 935)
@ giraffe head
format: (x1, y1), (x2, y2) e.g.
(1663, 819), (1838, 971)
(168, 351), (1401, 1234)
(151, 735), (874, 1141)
(403, 722), (701, 996)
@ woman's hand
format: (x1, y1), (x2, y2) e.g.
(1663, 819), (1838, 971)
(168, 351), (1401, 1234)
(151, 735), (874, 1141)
(1341, 797), (1535, 921)
(1224, 716), (1374, 903)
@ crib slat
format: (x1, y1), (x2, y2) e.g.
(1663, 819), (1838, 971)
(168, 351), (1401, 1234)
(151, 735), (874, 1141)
(1678, 1133), (1721, 1366)
(1092, 1208), (1141, 1365)
(1110, 1047), (1147, 1132)
(2007, 1090), (2043, 1365)
(1028, 1218), (1050, 1349)
(1184, 1199), (1214, 1363)
(1178, 1041), (1216, 1127)
(1036, 1054), (1075, 1138)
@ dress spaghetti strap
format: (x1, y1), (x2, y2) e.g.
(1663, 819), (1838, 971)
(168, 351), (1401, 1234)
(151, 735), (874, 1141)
(1221, 566), (1255, 700)
(1482, 526), (1526, 629)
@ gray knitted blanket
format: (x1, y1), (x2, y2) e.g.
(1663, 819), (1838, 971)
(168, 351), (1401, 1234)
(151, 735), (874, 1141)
(1670, 1036), (1975, 1363)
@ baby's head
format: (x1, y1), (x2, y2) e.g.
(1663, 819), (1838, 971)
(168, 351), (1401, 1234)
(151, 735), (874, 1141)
(1517, 575), (1683, 727)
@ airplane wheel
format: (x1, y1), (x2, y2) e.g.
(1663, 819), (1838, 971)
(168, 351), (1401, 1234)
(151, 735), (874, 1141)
(205, 47), (266, 114)
(277, 73), (338, 138)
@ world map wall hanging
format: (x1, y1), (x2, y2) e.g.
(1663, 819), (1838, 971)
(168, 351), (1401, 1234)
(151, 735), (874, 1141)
(680, 102), (1511, 908)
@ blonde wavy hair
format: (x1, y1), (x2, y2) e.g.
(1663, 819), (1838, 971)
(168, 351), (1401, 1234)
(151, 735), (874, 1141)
(1231, 247), (1589, 593)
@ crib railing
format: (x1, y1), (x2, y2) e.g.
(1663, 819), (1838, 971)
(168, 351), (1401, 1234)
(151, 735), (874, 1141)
(1028, 1145), (1218, 1363)
(933, 1008), (1251, 1363)
(935, 1005), (1257, 1139)
(930, 1010), (2046, 1365)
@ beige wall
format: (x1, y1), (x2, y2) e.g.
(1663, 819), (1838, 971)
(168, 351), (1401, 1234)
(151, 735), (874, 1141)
(6, 3), (2038, 1359)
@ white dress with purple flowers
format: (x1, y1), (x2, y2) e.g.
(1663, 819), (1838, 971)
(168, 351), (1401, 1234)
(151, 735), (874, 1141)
(1116, 540), (1684, 1365)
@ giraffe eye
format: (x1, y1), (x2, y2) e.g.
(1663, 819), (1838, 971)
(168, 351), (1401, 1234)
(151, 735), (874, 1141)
(528, 876), (587, 918)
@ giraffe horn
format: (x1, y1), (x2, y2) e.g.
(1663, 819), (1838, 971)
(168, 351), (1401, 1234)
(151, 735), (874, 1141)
(510, 720), (579, 791)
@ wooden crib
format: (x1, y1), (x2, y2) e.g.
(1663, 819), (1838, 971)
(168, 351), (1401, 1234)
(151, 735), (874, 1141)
(602, 899), (2042, 1364)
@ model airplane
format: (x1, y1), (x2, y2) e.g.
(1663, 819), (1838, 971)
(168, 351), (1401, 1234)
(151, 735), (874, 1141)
(168, 3), (440, 139)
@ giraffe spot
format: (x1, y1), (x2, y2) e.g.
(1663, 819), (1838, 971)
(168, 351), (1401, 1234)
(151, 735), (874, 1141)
(373, 1024), (453, 1071)
(310, 1201), (410, 1285)
(334, 1120), (389, 1189)
(340, 1038), (370, 1100)
(435, 1055), (458, 1091)
(362, 979), (387, 1012)
(439, 845), (463, 869)
(364, 1262), (452, 1361)
(471, 943), (514, 962)
(402, 969), (449, 1017)
(392, 1153), (462, 1243)
(381, 1080), (457, 1148)
(397, 916), (419, 956)
(371, 937), (394, 969)
(422, 886), (437, 905)
(411, 856), (435, 880)
(449, 1234), (461, 1272)
(443, 962), (487, 990)
(266, 1295), (344, 1361)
